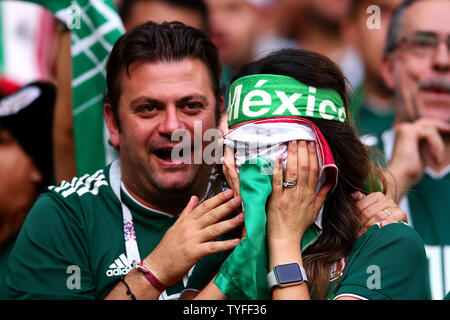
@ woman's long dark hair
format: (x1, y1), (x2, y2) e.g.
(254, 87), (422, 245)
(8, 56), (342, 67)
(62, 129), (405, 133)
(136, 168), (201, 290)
(231, 48), (387, 299)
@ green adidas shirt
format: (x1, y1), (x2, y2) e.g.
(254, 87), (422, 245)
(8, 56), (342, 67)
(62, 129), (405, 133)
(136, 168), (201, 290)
(7, 163), (227, 299)
(326, 223), (428, 300)
(376, 129), (450, 300)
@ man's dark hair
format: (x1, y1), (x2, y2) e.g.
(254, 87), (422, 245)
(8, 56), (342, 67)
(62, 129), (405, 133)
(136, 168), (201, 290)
(383, 0), (421, 55)
(104, 21), (222, 127)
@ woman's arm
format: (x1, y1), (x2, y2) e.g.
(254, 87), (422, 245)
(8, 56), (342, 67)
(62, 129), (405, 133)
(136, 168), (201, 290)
(267, 140), (332, 300)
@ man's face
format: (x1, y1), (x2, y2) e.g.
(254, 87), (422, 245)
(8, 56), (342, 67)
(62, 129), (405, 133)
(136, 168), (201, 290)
(0, 129), (41, 241)
(205, 0), (259, 69)
(385, 0), (450, 122)
(353, 0), (402, 83)
(107, 58), (218, 203)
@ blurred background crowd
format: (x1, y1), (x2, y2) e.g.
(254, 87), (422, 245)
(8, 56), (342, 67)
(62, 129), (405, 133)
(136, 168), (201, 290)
(0, 0), (448, 300)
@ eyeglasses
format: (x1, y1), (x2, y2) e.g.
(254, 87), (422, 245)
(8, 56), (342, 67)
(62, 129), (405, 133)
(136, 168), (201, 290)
(390, 31), (450, 57)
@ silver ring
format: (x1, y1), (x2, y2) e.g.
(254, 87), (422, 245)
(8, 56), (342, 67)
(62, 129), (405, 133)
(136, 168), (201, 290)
(283, 181), (297, 188)
(383, 209), (392, 217)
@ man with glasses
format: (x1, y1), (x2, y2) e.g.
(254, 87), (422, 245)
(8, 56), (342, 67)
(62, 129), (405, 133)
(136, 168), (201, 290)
(380, 0), (450, 300)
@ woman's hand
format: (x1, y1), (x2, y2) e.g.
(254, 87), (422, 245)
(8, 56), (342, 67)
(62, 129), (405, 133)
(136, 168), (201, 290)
(267, 140), (333, 247)
(221, 146), (247, 239)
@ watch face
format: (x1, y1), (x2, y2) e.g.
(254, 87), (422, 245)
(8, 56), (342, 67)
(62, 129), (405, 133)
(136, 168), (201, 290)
(275, 263), (302, 285)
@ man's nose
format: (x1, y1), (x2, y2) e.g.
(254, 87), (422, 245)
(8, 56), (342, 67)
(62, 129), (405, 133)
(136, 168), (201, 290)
(158, 106), (185, 137)
(432, 41), (450, 73)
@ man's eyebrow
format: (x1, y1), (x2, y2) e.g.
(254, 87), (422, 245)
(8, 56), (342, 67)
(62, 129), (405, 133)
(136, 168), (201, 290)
(129, 96), (161, 108)
(178, 95), (208, 104)
(411, 30), (438, 37)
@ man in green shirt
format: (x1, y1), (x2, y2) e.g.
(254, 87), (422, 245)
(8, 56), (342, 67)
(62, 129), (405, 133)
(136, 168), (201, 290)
(380, 0), (450, 299)
(7, 21), (244, 300)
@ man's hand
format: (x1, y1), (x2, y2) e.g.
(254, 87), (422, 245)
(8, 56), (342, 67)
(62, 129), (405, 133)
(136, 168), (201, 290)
(144, 189), (244, 287)
(386, 118), (450, 201)
(352, 191), (407, 237)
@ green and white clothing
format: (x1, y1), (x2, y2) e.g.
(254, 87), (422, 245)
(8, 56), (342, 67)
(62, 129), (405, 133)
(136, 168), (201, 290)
(326, 223), (428, 300)
(7, 161), (227, 299)
(379, 129), (450, 300)
(350, 87), (395, 150)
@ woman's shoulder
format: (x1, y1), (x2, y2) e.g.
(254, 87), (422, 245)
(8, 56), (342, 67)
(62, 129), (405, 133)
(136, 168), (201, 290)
(359, 222), (425, 253)
(330, 222), (429, 300)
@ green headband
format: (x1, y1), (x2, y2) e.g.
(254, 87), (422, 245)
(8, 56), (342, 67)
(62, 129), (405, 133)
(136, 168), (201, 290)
(227, 74), (346, 127)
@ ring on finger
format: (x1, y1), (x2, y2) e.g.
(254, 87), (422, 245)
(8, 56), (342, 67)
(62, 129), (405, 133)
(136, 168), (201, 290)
(383, 209), (392, 217)
(283, 181), (297, 188)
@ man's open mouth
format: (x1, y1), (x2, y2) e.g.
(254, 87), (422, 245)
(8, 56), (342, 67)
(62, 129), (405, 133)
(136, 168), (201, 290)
(154, 147), (175, 161)
(153, 145), (193, 165)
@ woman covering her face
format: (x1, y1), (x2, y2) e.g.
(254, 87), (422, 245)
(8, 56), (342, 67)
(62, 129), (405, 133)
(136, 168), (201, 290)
(200, 48), (428, 300)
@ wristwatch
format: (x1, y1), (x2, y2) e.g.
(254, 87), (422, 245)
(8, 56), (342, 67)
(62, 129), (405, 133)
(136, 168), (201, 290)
(267, 263), (308, 289)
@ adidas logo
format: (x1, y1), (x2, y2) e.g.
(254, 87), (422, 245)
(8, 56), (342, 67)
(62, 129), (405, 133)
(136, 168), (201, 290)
(106, 253), (131, 277)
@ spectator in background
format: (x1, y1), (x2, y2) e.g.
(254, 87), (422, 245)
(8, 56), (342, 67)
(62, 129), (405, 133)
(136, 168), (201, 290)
(280, 0), (364, 90)
(118, 0), (207, 31)
(0, 82), (56, 299)
(205, 0), (296, 125)
(380, 0), (450, 300)
(344, 0), (402, 147)
(0, 1), (58, 96)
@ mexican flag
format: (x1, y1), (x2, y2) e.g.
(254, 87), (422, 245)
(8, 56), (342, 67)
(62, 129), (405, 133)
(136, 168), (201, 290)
(20, 0), (124, 175)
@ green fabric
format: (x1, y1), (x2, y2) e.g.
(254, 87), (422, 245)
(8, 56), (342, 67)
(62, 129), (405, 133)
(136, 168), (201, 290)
(25, 0), (124, 176)
(0, 240), (14, 300)
(377, 130), (450, 300)
(7, 164), (228, 299)
(227, 74), (346, 127)
(214, 158), (320, 299)
(326, 223), (428, 300)
(350, 87), (395, 148)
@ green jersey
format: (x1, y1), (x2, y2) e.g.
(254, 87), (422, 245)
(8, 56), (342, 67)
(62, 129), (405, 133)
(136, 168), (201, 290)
(326, 223), (428, 300)
(7, 162), (226, 299)
(378, 129), (450, 300)
(350, 87), (395, 149)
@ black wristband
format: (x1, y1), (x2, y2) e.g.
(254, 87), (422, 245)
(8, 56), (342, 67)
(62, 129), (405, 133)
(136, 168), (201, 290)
(120, 276), (137, 300)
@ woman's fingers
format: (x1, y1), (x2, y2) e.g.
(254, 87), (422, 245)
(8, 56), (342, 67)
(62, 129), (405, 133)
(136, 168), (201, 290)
(285, 140), (298, 184)
(271, 156), (284, 197)
(307, 141), (319, 190)
(296, 140), (308, 185)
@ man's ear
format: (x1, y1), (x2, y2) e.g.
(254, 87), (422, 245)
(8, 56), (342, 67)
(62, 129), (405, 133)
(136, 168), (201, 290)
(380, 55), (395, 91)
(104, 103), (120, 148)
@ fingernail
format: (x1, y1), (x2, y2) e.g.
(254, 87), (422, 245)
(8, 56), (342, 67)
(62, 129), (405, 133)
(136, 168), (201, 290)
(232, 238), (241, 245)
(309, 141), (315, 147)
(225, 189), (233, 197)
(290, 140), (297, 147)
(380, 220), (389, 227)
(237, 212), (244, 221)
(233, 196), (241, 205)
